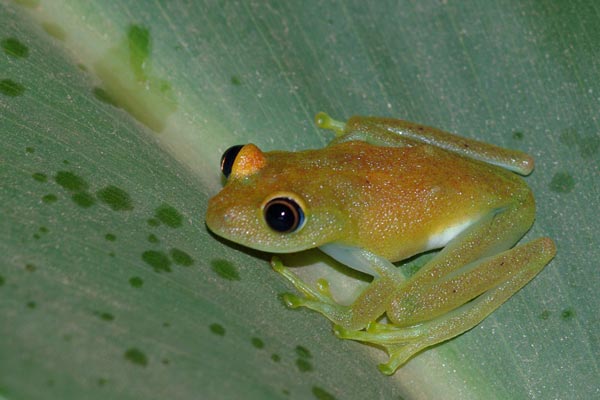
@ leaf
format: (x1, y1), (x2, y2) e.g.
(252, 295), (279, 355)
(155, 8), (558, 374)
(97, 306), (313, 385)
(1, 1), (598, 399)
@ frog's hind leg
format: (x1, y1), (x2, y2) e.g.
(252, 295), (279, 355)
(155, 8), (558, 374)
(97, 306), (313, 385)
(342, 115), (534, 175)
(389, 190), (554, 327)
(336, 237), (556, 374)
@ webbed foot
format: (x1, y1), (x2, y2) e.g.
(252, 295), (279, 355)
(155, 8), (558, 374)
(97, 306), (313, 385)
(333, 322), (423, 374)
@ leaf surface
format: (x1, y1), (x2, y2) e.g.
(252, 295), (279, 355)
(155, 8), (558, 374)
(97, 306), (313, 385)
(1, 1), (598, 399)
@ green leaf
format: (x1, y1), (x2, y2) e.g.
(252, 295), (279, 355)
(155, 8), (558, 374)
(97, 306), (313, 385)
(1, 1), (598, 399)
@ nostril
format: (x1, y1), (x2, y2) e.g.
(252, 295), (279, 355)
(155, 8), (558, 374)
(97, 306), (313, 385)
(206, 196), (247, 233)
(223, 209), (235, 223)
(207, 205), (238, 226)
(223, 206), (246, 225)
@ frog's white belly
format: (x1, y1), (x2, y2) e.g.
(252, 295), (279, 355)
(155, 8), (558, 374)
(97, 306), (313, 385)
(426, 219), (474, 250)
(320, 218), (477, 277)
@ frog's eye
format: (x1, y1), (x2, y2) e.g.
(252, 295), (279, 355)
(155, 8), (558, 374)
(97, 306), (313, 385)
(220, 144), (245, 178)
(263, 197), (305, 233)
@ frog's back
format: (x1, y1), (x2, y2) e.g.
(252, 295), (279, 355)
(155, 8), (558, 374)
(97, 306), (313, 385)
(293, 140), (532, 261)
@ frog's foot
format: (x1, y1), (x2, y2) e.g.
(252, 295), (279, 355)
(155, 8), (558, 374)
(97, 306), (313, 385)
(315, 278), (333, 298)
(271, 257), (334, 303)
(334, 322), (424, 375)
(271, 256), (353, 325)
(315, 112), (345, 137)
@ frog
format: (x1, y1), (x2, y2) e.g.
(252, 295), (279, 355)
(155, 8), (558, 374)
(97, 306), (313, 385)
(205, 112), (556, 374)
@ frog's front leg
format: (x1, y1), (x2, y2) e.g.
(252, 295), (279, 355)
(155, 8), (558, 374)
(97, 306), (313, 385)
(272, 250), (406, 331)
(271, 257), (351, 325)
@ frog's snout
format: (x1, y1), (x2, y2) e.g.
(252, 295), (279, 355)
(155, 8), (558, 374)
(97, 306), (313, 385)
(205, 194), (249, 238)
(205, 195), (228, 234)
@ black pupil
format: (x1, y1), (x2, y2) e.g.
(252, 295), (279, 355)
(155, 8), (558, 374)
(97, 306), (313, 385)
(264, 198), (302, 233)
(220, 145), (244, 178)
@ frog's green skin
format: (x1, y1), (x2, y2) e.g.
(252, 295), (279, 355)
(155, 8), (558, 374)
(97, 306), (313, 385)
(205, 113), (556, 374)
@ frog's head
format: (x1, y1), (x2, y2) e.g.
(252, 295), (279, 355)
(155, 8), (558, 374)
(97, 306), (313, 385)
(206, 144), (348, 253)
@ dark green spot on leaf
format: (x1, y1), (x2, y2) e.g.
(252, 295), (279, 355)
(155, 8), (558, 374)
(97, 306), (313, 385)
(0, 275), (4, 286)
(561, 308), (575, 320)
(101, 313), (114, 321)
(295, 358), (313, 372)
(95, 311), (115, 321)
(271, 354), (281, 362)
(32, 172), (47, 182)
(97, 185), (133, 211)
(295, 345), (311, 359)
(72, 192), (95, 208)
(211, 259), (240, 281)
(129, 276), (143, 288)
(549, 172), (575, 193)
(512, 131), (523, 140)
(124, 348), (148, 366)
(1, 37), (29, 58)
(55, 171), (88, 192)
(25, 264), (36, 272)
(231, 75), (241, 85)
(170, 248), (193, 266)
(105, 233), (117, 241)
(312, 386), (336, 400)
(154, 204), (182, 228)
(26, 146), (35, 153)
(0, 79), (25, 97)
(27, 301), (36, 309)
(42, 194), (58, 204)
(147, 233), (159, 243)
(209, 323), (225, 336)
(142, 250), (171, 273)
(251, 337), (264, 349)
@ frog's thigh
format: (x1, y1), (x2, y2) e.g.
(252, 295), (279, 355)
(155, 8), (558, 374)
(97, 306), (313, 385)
(389, 198), (536, 326)
(337, 237), (555, 374)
